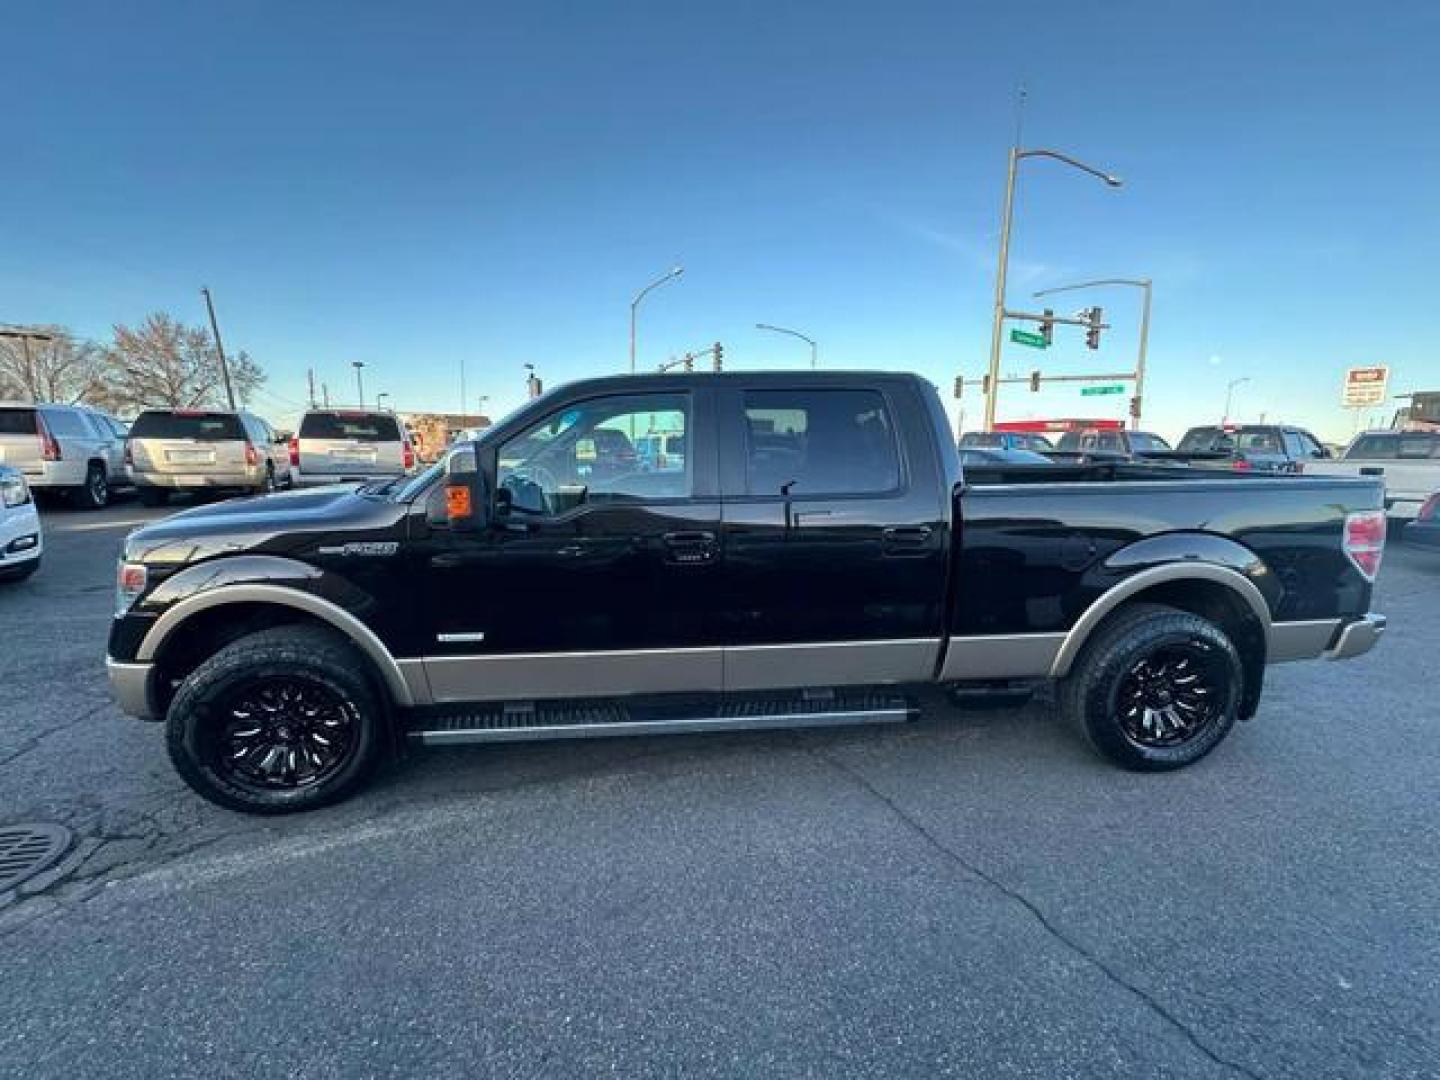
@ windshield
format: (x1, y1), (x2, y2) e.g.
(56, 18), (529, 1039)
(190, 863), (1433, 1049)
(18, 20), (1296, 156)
(299, 412), (402, 441)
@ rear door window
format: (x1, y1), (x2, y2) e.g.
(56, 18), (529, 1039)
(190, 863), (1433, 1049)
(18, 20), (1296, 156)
(41, 409), (89, 437)
(1398, 434), (1440, 459)
(299, 412), (402, 441)
(129, 411), (245, 440)
(1346, 435), (1398, 459)
(0, 408), (38, 435)
(1282, 431), (1307, 458)
(742, 389), (901, 496)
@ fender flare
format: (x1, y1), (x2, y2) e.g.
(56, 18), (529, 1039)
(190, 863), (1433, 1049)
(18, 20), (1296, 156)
(136, 583), (417, 707)
(1048, 562), (1272, 679)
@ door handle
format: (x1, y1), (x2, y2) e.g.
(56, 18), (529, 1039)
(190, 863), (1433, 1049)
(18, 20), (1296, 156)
(882, 525), (933, 553)
(662, 530), (718, 565)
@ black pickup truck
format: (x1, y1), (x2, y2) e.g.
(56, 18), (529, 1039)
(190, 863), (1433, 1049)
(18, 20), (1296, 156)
(107, 372), (1388, 813)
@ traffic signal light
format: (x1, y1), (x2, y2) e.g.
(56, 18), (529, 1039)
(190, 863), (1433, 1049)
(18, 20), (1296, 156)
(1129, 395), (1141, 420)
(1085, 307), (1103, 350)
(713, 342), (723, 371)
(1030, 370), (1041, 392)
(953, 375), (964, 399)
(982, 374), (992, 395)
(1039, 308), (1055, 347)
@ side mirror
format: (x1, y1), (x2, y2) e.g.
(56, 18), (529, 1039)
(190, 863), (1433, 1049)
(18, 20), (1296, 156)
(443, 445), (489, 532)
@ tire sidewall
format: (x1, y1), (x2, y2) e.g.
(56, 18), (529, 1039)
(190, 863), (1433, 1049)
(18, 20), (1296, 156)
(168, 648), (384, 813)
(1078, 617), (1242, 770)
(80, 463), (108, 508)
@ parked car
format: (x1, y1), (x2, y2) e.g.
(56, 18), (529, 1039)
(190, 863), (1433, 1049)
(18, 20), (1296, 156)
(958, 446), (1052, 465)
(1306, 430), (1440, 519)
(107, 371), (1387, 813)
(289, 409), (416, 487)
(634, 431), (687, 472)
(0, 464), (43, 581)
(1401, 491), (1440, 549)
(960, 430), (1055, 452)
(0, 402), (127, 508)
(1054, 428), (1172, 457)
(1173, 424), (1330, 472)
(126, 408), (286, 506)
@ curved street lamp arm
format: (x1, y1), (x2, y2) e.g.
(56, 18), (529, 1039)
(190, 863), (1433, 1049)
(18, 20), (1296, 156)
(1016, 148), (1123, 187)
(1032, 277), (1150, 298)
(631, 267), (684, 310)
(755, 323), (816, 349)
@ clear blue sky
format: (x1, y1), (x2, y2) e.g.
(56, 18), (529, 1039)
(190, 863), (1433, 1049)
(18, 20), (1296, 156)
(4, 0), (1437, 441)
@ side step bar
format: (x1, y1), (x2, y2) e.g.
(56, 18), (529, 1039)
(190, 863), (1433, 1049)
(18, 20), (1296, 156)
(409, 692), (917, 747)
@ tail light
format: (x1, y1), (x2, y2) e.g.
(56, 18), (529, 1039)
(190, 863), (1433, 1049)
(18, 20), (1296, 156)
(1342, 510), (1386, 581)
(36, 413), (61, 461)
(1231, 457), (1252, 471)
(244, 441), (260, 467)
(288, 437), (300, 468)
(1417, 493), (1440, 522)
(402, 441), (414, 470)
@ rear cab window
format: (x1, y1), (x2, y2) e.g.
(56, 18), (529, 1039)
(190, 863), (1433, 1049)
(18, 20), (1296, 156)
(299, 412), (402, 441)
(129, 411), (245, 440)
(742, 388), (901, 496)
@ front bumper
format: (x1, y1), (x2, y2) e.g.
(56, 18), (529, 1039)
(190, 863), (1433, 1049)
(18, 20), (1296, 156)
(107, 658), (157, 720)
(0, 502), (43, 569)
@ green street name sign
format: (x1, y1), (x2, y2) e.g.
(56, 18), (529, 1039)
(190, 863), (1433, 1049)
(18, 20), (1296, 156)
(1009, 329), (1048, 348)
(1080, 384), (1126, 396)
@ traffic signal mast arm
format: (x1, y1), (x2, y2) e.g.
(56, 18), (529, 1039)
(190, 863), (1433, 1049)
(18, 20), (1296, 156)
(1002, 308), (1110, 331)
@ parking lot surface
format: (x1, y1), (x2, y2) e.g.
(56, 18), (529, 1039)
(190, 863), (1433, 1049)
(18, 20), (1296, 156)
(1, 499), (1436, 1078)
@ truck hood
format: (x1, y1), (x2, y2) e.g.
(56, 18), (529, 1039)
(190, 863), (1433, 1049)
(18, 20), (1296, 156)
(123, 484), (406, 565)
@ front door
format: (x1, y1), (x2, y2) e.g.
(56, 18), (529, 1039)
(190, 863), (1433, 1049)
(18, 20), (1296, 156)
(420, 387), (724, 702)
(715, 382), (949, 691)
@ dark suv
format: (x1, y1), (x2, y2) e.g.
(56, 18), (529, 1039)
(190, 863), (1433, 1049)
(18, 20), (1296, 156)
(1175, 425), (1330, 472)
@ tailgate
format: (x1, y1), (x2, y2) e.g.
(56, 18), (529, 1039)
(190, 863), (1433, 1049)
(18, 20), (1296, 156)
(298, 438), (402, 475)
(0, 433), (44, 475)
(131, 437), (249, 474)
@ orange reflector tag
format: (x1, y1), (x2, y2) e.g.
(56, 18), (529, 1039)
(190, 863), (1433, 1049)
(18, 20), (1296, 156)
(445, 485), (472, 518)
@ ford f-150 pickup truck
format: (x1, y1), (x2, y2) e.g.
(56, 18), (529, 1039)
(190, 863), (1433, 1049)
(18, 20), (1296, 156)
(107, 371), (1388, 813)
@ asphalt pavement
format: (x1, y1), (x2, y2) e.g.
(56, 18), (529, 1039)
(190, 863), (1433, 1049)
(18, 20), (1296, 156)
(1, 497), (1436, 1078)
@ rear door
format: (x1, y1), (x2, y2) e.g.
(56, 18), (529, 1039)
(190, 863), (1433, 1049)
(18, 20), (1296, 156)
(715, 381), (948, 691)
(0, 407), (44, 478)
(298, 412), (405, 477)
(128, 410), (248, 478)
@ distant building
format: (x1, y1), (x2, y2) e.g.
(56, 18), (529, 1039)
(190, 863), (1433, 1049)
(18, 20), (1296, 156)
(400, 412), (492, 462)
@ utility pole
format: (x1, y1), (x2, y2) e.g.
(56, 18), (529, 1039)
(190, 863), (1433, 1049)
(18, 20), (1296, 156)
(322, 383), (330, 408)
(983, 149), (1123, 431)
(200, 287), (237, 410)
(307, 368), (317, 409)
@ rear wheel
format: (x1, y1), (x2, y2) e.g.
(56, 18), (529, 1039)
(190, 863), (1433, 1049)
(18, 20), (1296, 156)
(75, 463), (109, 509)
(139, 487), (168, 507)
(1060, 603), (1243, 771)
(166, 625), (387, 813)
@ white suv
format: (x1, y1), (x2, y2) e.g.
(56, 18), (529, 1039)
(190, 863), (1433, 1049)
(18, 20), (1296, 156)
(0, 402), (127, 508)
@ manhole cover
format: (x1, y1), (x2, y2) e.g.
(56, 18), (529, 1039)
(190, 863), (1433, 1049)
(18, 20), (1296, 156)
(0, 824), (73, 893)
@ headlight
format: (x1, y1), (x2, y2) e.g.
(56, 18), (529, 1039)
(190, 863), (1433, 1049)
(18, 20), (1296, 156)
(1, 473), (29, 508)
(115, 561), (148, 616)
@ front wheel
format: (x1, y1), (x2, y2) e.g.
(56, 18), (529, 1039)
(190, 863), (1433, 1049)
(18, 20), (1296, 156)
(1060, 603), (1243, 771)
(166, 625), (387, 813)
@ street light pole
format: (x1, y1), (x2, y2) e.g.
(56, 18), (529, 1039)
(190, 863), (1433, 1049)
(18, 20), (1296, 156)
(983, 149), (1123, 431)
(755, 323), (818, 369)
(376, 392), (390, 411)
(1223, 377), (1250, 424)
(629, 266), (684, 375)
(352, 361), (366, 408)
(1033, 277), (1152, 429)
(200, 287), (238, 410)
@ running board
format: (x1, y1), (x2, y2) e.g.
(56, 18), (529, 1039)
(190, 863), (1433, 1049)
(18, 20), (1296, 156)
(409, 692), (916, 747)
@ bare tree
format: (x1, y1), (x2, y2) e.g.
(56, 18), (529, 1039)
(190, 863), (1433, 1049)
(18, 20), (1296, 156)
(103, 312), (265, 414)
(0, 327), (108, 405)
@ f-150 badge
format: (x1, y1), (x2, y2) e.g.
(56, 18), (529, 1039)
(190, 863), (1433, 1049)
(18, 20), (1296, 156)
(316, 542), (399, 557)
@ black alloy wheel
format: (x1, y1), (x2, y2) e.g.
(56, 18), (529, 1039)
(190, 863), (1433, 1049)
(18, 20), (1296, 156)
(213, 677), (358, 791)
(1114, 642), (1224, 749)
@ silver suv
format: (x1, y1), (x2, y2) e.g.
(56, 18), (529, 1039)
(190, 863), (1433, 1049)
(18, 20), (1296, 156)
(126, 408), (285, 506)
(0, 402), (127, 508)
(290, 409), (415, 486)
